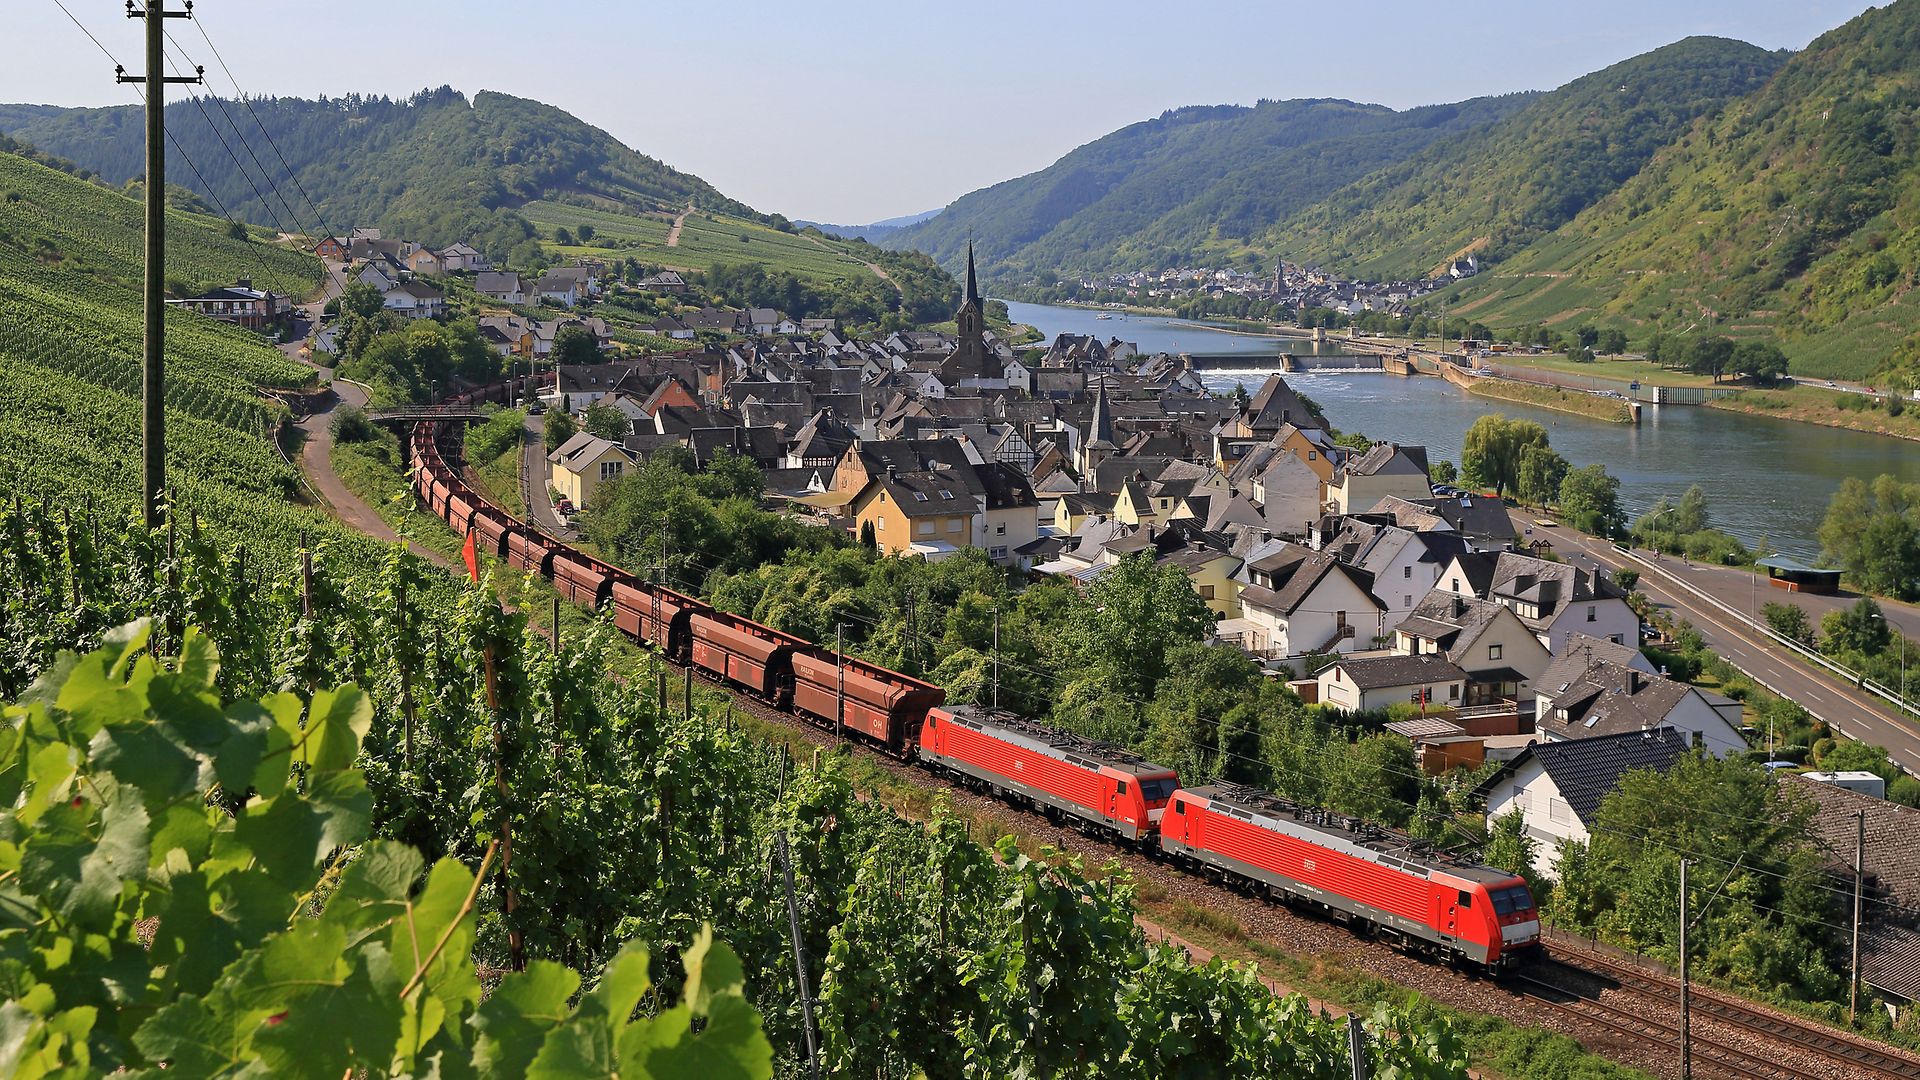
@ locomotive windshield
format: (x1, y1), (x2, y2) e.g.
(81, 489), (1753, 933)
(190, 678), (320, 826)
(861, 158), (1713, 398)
(1490, 886), (1535, 915)
(1138, 777), (1178, 805)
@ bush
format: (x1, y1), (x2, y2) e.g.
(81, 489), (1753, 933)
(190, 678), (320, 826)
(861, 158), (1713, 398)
(1772, 744), (1810, 764)
(1612, 569), (1639, 593)
(330, 404), (374, 443)
(465, 408), (525, 463)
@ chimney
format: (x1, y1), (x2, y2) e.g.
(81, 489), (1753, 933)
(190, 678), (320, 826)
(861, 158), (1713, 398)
(886, 464), (897, 481)
(1628, 670), (1642, 693)
(1450, 595), (1465, 619)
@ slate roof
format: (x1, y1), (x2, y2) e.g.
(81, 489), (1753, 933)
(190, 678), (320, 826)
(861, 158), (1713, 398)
(1326, 653), (1467, 690)
(1537, 633), (1652, 694)
(1539, 659), (1697, 740)
(1475, 727), (1690, 825)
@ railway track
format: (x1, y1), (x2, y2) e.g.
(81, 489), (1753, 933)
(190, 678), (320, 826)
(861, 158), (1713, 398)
(1504, 969), (1798, 1080)
(1543, 944), (1920, 1080)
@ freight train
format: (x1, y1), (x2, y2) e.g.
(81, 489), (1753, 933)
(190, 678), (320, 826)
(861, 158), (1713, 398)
(408, 383), (1539, 968)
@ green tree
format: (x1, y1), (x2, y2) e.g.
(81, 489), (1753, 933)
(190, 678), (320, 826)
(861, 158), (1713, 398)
(583, 397), (629, 440)
(340, 279), (385, 318)
(543, 407), (578, 451)
(1430, 459), (1459, 485)
(1762, 601), (1813, 644)
(1064, 554), (1214, 701)
(1819, 475), (1920, 598)
(1611, 568), (1639, 593)
(1558, 464), (1625, 536)
(1732, 339), (1789, 385)
(1515, 444), (1570, 506)
(1482, 809), (1543, 895)
(554, 225), (574, 245)
(552, 323), (600, 366)
(1686, 336), (1735, 381)
(1460, 414), (1549, 498)
(1597, 327), (1629, 356)
(1821, 597), (1892, 656)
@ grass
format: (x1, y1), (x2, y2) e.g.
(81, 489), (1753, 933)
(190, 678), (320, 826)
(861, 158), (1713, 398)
(1466, 378), (1636, 423)
(1708, 385), (1920, 442)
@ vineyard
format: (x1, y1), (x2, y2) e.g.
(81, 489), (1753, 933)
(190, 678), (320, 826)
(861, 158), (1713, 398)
(0, 146), (338, 553)
(0, 496), (1476, 1077)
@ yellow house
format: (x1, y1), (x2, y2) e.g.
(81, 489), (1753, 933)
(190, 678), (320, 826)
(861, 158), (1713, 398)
(1160, 544), (1243, 619)
(850, 470), (976, 557)
(1048, 492), (1116, 533)
(547, 432), (630, 509)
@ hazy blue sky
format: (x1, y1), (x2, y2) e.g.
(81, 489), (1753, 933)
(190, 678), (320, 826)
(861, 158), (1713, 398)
(14, 0), (1878, 223)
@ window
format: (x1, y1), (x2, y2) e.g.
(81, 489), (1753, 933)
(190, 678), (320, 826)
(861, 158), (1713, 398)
(1173, 801), (1186, 815)
(1199, 584), (1215, 600)
(912, 491), (928, 502)
(875, 518), (884, 531)
(1450, 578), (1460, 591)
(1457, 890), (1473, 908)
(1140, 777), (1177, 804)
(989, 546), (1008, 560)
(1549, 797), (1570, 824)
(1587, 605), (1597, 622)
(948, 518), (962, 532)
(1116, 780), (1129, 795)
(1488, 644), (1503, 661)
(939, 489), (954, 500)
(1404, 595), (1413, 607)
(917, 521), (935, 536)
(598, 460), (623, 481)
(1403, 565), (1413, 579)
(1307, 450), (1317, 461)
(1608, 634), (1623, 645)
(995, 522), (1007, 535)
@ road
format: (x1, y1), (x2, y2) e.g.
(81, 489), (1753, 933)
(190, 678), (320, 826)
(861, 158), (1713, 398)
(1528, 515), (1920, 773)
(278, 260), (404, 546)
(519, 409), (570, 538)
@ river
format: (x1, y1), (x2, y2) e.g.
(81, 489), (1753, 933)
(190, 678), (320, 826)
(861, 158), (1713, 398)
(1005, 301), (1920, 561)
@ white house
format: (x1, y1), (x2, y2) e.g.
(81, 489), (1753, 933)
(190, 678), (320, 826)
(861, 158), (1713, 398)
(1317, 654), (1467, 714)
(1235, 543), (1383, 659)
(381, 280), (445, 320)
(476, 271), (527, 305)
(1437, 552), (1639, 653)
(1533, 658), (1746, 758)
(1330, 442), (1431, 514)
(1393, 590), (1552, 709)
(1475, 728), (1691, 879)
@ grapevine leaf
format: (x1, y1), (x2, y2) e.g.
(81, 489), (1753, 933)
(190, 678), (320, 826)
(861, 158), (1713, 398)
(526, 943), (650, 1080)
(250, 936), (403, 1080)
(0, 1001), (38, 1078)
(19, 741), (77, 825)
(89, 724), (197, 813)
(390, 857), (481, 1015)
(21, 797), (147, 927)
(177, 628), (220, 690)
(71, 797), (149, 925)
(132, 990), (254, 1075)
(150, 803), (215, 868)
(233, 771), (369, 891)
(252, 693), (304, 800)
(470, 961), (580, 1080)
(211, 702), (280, 802)
(147, 670), (225, 753)
(302, 684), (371, 774)
(51, 623), (149, 739)
(148, 870), (237, 999)
(619, 934), (772, 1080)
(325, 840), (424, 927)
(0, 720), (25, 808)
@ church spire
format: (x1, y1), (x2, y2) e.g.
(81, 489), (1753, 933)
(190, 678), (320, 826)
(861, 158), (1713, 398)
(967, 233), (983, 305)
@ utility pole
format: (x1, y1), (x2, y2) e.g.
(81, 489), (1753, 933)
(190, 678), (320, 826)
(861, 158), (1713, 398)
(1678, 858), (1691, 1080)
(834, 622), (846, 742)
(1851, 808), (1865, 1025)
(118, 0), (203, 528)
(992, 605), (1001, 712)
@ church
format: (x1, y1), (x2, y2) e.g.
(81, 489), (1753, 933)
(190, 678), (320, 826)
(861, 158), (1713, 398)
(938, 240), (1005, 384)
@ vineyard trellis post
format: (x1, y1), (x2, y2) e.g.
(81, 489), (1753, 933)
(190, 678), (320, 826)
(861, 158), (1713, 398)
(775, 831), (822, 1080)
(116, 0), (202, 528)
(1346, 1014), (1368, 1080)
(398, 568), (414, 771)
(484, 635), (525, 972)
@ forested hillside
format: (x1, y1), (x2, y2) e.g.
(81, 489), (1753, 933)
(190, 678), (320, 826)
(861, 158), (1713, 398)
(1445, 0), (1920, 380)
(885, 95), (1532, 278)
(0, 87), (753, 268)
(1265, 37), (1784, 279)
(0, 147), (326, 544)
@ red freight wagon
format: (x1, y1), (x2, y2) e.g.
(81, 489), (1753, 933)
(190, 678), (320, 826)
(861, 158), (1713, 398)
(1161, 784), (1538, 967)
(611, 581), (707, 660)
(506, 530), (558, 577)
(427, 478), (453, 519)
(472, 509), (512, 559)
(789, 651), (945, 757)
(689, 612), (804, 706)
(551, 551), (617, 609)
(447, 493), (476, 537)
(918, 706), (1179, 843)
(413, 458), (438, 499)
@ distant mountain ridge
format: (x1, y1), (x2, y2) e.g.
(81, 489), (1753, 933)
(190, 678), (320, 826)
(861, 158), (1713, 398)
(796, 208), (941, 242)
(885, 95), (1535, 279)
(0, 87), (756, 267)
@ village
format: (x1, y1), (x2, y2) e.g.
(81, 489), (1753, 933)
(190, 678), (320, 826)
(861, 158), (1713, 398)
(1030, 256), (1479, 320)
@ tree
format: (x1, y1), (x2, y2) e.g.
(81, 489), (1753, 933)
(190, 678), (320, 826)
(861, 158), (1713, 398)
(1674, 483), (1710, 535)
(1597, 328), (1629, 356)
(1686, 336), (1735, 381)
(1565, 345), (1596, 364)
(583, 398), (629, 440)
(1732, 339), (1789, 386)
(1430, 459), (1459, 485)
(1064, 554), (1214, 701)
(554, 226), (574, 245)
(1611, 568), (1639, 593)
(552, 323), (600, 366)
(1818, 475), (1920, 598)
(543, 407), (578, 451)
(1460, 415), (1549, 498)
(1558, 464), (1625, 536)
(1762, 601), (1813, 644)
(1515, 445), (1570, 506)
(1483, 810), (1543, 896)
(340, 280), (385, 319)
(1822, 597), (1892, 657)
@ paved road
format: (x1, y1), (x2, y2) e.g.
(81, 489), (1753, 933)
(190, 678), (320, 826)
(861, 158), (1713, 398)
(1529, 515), (1920, 773)
(519, 410), (571, 538)
(278, 260), (407, 547)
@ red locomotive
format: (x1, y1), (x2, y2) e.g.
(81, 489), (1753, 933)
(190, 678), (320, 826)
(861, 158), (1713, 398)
(918, 705), (1179, 844)
(1161, 784), (1539, 966)
(403, 384), (1538, 971)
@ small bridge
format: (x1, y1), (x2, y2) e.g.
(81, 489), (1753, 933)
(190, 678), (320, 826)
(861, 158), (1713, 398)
(367, 406), (491, 426)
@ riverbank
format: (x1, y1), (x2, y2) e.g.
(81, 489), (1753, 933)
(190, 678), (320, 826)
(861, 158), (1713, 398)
(1707, 386), (1920, 443)
(1465, 376), (1635, 423)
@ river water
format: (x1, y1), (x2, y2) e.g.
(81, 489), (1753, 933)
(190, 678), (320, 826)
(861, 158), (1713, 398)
(1005, 301), (1920, 561)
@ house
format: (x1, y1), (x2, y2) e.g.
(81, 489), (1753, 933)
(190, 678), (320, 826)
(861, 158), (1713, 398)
(547, 432), (631, 510)
(478, 316), (534, 357)
(974, 460), (1041, 567)
(440, 242), (490, 273)
(381, 280), (446, 320)
(746, 308), (794, 335)
(1159, 541), (1242, 619)
(645, 315), (695, 340)
(1779, 772), (1920, 1005)
(1392, 591), (1551, 711)
(1475, 728), (1691, 879)
(1317, 654), (1467, 714)
(849, 469), (977, 559)
(314, 235), (348, 260)
(638, 271), (688, 294)
(476, 272), (528, 305)
(165, 279), (290, 330)
(1533, 658), (1746, 758)
(1437, 552), (1638, 653)
(1319, 520), (1468, 634)
(536, 273), (580, 307)
(354, 258), (405, 291)
(405, 247), (444, 277)
(1330, 442), (1431, 514)
(1234, 543), (1382, 659)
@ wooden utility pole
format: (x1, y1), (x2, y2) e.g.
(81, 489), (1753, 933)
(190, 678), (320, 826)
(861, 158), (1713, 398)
(834, 622), (846, 742)
(118, 0), (201, 527)
(1678, 858), (1691, 1080)
(991, 605), (1000, 712)
(1851, 809), (1865, 1025)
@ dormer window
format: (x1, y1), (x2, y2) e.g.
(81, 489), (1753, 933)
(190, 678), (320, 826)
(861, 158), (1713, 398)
(939, 490), (954, 500)
(912, 491), (928, 502)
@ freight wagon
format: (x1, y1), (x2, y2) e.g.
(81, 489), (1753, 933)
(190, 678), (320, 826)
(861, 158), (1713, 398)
(1161, 784), (1538, 966)
(551, 550), (621, 609)
(689, 611), (809, 707)
(919, 705), (1179, 843)
(789, 651), (945, 758)
(610, 581), (707, 661)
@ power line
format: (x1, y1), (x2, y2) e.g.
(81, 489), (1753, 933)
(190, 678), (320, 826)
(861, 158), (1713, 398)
(157, 36), (295, 241)
(189, 14), (339, 247)
(163, 26), (308, 243)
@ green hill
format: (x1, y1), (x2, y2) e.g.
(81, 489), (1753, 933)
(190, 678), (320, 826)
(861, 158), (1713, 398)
(884, 95), (1533, 279)
(0, 147), (330, 545)
(1264, 37), (1784, 279)
(0, 87), (753, 268)
(1441, 0), (1920, 380)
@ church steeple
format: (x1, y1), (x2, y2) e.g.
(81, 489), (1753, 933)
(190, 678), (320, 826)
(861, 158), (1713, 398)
(964, 237), (979, 308)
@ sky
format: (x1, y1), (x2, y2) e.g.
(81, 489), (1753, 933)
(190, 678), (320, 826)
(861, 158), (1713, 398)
(13, 0), (1882, 224)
